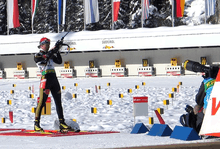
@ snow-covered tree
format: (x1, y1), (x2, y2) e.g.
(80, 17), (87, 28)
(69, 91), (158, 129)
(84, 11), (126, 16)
(0, 0), (218, 35)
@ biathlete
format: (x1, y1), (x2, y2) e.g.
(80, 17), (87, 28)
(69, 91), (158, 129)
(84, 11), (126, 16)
(34, 37), (71, 132)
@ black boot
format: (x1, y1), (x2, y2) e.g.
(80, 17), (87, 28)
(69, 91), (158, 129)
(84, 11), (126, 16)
(34, 120), (44, 132)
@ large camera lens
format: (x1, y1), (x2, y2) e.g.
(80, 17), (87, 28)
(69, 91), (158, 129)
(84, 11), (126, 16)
(184, 60), (219, 79)
(183, 60), (210, 73)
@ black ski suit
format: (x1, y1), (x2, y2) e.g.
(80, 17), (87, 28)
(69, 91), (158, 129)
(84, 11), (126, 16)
(34, 49), (64, 121)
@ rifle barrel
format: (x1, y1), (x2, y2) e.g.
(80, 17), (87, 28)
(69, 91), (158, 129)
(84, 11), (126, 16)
(61, 32), (70, 40)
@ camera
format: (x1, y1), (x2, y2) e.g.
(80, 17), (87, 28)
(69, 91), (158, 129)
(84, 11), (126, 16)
(183, 60), (219, 79)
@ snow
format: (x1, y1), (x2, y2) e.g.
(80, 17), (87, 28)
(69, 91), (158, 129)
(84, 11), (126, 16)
(184, 0), (206, 25)
(1, 0), (220, 55)
(0, 76), (219, 149)
(1, 23), (220, 55)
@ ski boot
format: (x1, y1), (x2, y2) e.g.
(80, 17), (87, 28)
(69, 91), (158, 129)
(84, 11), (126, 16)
(34, 120), (44, 132)
(59, 119), (72, 133)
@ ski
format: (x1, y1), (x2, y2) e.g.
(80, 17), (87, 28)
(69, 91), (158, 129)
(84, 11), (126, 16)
(0, 128), (119, 137)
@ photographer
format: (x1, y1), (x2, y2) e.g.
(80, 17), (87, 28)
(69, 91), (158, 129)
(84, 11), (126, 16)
(180, 60), (219, 134)
(34, 37), (71, 132)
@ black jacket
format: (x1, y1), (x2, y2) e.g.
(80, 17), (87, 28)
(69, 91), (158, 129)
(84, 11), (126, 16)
(34, 50), (62, 65)
(195, 82), (206, 107)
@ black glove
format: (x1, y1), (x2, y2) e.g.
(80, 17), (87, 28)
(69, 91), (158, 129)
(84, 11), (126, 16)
(54, 40), (63, 53)
(185, 105), (194, 114)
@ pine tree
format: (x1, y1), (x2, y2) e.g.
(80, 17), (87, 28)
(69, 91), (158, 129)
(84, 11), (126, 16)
(0, 1), (7, 35)
(0, 0), (212, 35)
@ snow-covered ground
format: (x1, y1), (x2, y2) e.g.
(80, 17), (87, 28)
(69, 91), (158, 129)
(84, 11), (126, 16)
(0, 76), (219, 149)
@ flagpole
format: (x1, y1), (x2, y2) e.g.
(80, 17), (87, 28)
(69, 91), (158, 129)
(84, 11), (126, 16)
(141, 0), (143, 28)
(6, 0), (9, 35)
(63, 0), (66, 31)
(84, 0), (86, 31)
(57, 0), (59, 33)
(112, 0), (113, 30)
(205, 0), (207, 24)
(172, 0), (174, 27)
(31, 0), (33, 34)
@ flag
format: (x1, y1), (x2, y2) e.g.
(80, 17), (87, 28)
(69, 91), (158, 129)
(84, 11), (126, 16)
(143, 0), (150, 20)
(32, 0), (39, 25)
(58, 0), (66, 25)
(7, 0), (20, 28)
(205, 0), (216, 17)
(173, 0), (185, 18)
(176, 0), (182, 17)
(84, 0), (99, 24)
(180, 0), (185, 17)
(113, 0), (120, 22)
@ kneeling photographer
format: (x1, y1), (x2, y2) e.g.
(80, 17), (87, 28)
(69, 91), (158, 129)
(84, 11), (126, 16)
(180, 60), (219, 134)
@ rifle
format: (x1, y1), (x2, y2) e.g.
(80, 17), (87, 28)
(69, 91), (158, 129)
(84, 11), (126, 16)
(46, 32), (70, 61)
(53, 32), (70, 54)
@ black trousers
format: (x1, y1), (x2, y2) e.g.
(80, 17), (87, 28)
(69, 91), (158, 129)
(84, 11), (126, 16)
(35, 73), (64, 121)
